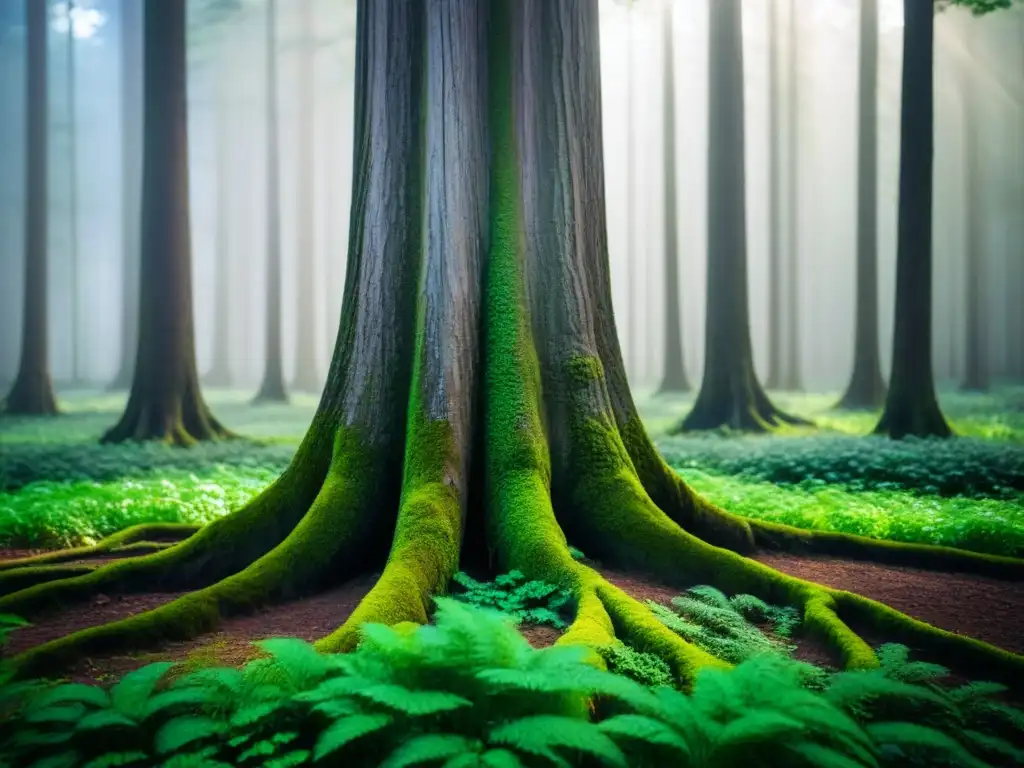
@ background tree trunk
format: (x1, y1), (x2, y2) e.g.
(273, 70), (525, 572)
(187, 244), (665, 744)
(781, 0), (802, 392)
(291, 0), (321, 393)
(254, 0), (288, 403)
(204, 61), (234, 388)
(837, 0), (886, 409)
(677, 0), (806, 433)
(656, 0), (688, 395)
(66, 0), (81, 384)
(102, 0), (228, 445)
(3, 0), (57, 416)
(874, 0), (951, 438)
(108, 0), (143, 391)
(765, 0), (783, 391)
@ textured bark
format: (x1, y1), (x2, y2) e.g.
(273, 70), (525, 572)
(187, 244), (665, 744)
(291, 0), (322, 393)
(5, 0), (1020, 692)
(837, 0), (887, 410)
(254, 0), (288, 403)
(874, 0), (951, 439)
(3, 0), (58, 416)
(623, 8), (637, 384)
(676, 0), (806, 433)
(765, 0), (783, 391)
(204, 61), (234, 389)
(656, 1), (689, 395)
(109, 0), (143, 391)
(67, 0), (82, 384)
(960, 40), (987, 393)
(781, 0), (802, 393)
(102, 0), (228, 445)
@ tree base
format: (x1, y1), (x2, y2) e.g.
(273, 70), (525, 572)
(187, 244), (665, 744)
(835, 371), (887, 411)
(1, 370), (58, 416)
(252, 376), (289, 404)
(674, 375), (812, 433)
(101, 388), (233, 446)
(873, 395), (952, 439)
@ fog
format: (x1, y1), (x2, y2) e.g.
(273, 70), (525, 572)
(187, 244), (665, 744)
(1, 0), (1022, 393)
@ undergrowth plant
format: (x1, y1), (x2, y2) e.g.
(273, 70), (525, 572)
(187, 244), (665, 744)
(646, 585), (801, 664)
(1, 601), (1021, 767)
(450, 571), (574, 629)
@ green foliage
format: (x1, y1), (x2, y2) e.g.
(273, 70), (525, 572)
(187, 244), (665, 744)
(598, 643), (674, 689)
(647, 585), (800, 664)
(451, 571), (574, 629)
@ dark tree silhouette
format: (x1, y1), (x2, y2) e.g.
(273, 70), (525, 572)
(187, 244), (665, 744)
(675, 0), (807, 432)
(656, 0), (689, 395)
(2, 0), (1020, 693)
(836, 0), (887, 409)
(254, 0), (288, 403)
(101, 0), (228, 445)
(3, 0), (58, 416)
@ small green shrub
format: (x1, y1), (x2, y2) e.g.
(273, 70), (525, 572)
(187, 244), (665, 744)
(599, 643), (674, 689)
(450, 571), (574, 629)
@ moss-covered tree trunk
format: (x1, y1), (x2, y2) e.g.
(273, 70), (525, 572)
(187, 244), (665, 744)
(837, 0), (887, 410)
(254, 0), (288, 404)
(291, 0), (322, 393)
(109, 0), (143, 392)
(101, 0), (228, 445)
(874, 0), (951, 438)
(3, 0), (1022, 689)
(3, 0), (58, 417)
(656, 0), (689, 396)
(675, 0), (806, 432)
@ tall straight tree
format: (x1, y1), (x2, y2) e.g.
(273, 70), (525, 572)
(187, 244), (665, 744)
(837, 0), (887, 409)
(109, 0), (143, 391)
(2, 0), (1020, 692)
(765, 0), (783, 391)
(781, 0), (802, 391)
(292, 0), (321, 392)
(102, 0), (228, 444)
(3, 0), (58, 416)
(656, 0), (688, 394)
(675, 0), (806, 432)
(66, 0), (82, 384)
(254, 0), (288, 403)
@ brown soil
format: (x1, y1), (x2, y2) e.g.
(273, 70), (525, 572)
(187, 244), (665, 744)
(2, 547), (1020, 685)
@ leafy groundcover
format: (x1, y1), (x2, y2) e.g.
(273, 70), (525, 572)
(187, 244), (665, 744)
(1, 595), (1022, 768)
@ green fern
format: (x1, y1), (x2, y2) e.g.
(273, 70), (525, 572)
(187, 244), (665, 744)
(450, 571), (573, 629)
(313, 713), (393, 761)
(380, 734), (483, 768)
(490, 715), (629, 768)
(599, 642), (675, 689)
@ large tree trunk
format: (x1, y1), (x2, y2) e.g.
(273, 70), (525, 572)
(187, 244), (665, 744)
(874, 0), (951, 438)
(291, 0), (321, 393)
(836, 0), (886, 409)
(960, 40), (987, 393)
(108, 0), (143, 391)
(253, 0), (288, 403)
(3, 0), (58, 416)
(66, 0), (82, 385)
(675, 0), (806, 432)
(656, 0), (689, 395)
(101, 0), (228, 445)
(781, 0), (802, 392)
(765, 0), (783, 391)
(203, 58), (234, 389)
(5, 0), (1021, 692)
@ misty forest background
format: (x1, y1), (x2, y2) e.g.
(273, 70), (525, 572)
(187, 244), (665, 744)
(0, 0), (1021, 398)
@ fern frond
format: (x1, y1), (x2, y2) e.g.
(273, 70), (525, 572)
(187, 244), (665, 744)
(75, 710), (137, 731)
(865, 722), (991, 768)
(253, 638), (331, 690)
(960, 729), (1024, 764)
(597, 714), (691, 757)
(480, 749), (528, 768)
(490, 716), (628, 768)
(80, 752), (149, 768)
(154, 715), (228, 755)
(28, 752), (79, 768)
(28, 683), (110, 710)
(380, 734), (483, 768)
(785, 742), (877, 768)
(263, 751), (311, 768)
(313, 713), (393, 761)
(110, 661), (175, 716)
(353, 684), (473, 717)
(24, 703), (87, 724)
(143, 687), (212, 719)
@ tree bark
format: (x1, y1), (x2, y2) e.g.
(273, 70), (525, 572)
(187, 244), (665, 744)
(765, 0), (783, 391)
(656, 0), (689, 395)
(781, 0), (802, 392)
(675, 0), (807, 432)
(108, 0), (143, 391)
(291, 0), (322, 393)
(67, 0), (82, 384)
(203, 56), (234, 388)
(101, 0), (228, 445)
(6, 0), (1020, 693)
(836, 0), (887, 409)
(874, 0), (951, 438)
(3, 0), (58, 416)
(253, 0), (288, 403)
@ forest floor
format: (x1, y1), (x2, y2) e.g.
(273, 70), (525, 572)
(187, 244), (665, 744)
(0, 386), (1022, 685)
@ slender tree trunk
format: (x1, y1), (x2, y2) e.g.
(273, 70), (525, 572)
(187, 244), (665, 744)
(292, 0), (321, 392)
(874, 0), (951, 438)
(624, 7), (637, 385)
(109, 0), (143, 391)
(254, 0), (288, 403)
(960, 36), (987, 393)
(782, 0), (802, 392)
(676, 0), (807, 432)
(656, 0), (688, 395)
(204, 58), (234, 388)
(765, 0), (783, 391)
(837, 0), (886, 409)
(67, 0), (81, 384)
(102, 0), (229, 445)
(3, 0), (58, 416)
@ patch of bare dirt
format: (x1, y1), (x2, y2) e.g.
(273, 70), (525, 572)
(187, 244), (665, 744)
(520, 623), (563, 649)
